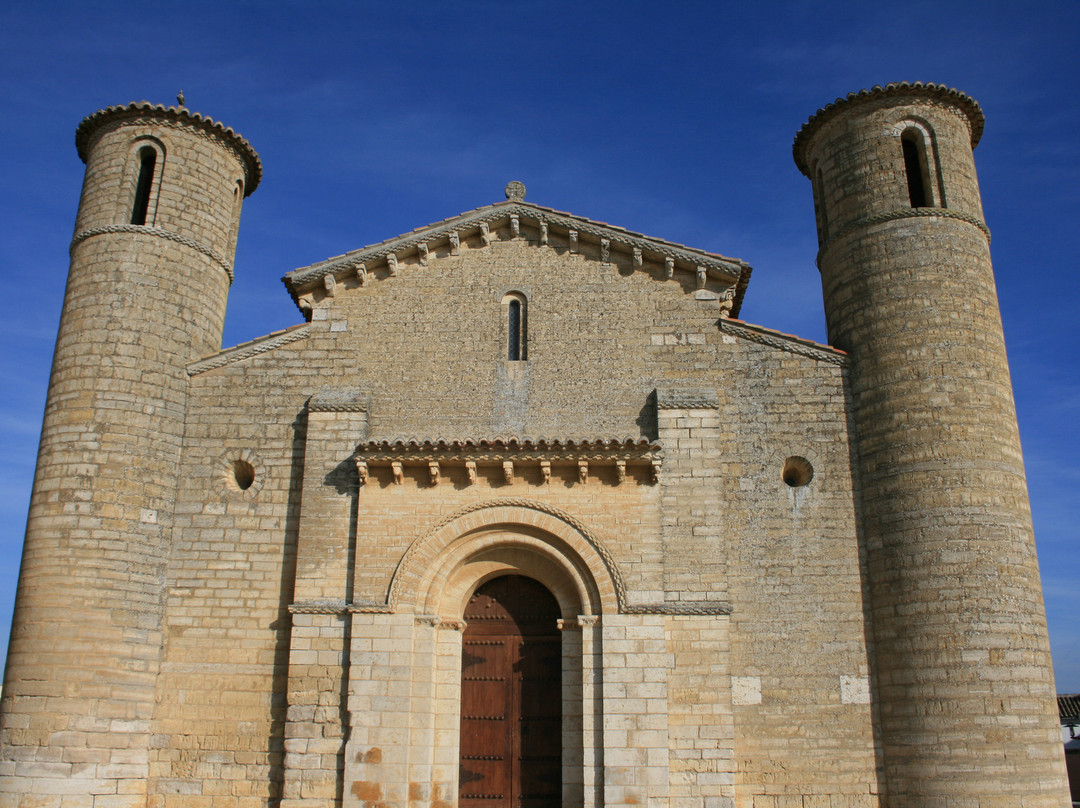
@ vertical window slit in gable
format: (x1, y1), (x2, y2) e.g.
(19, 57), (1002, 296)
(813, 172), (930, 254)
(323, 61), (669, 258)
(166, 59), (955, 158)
(504, 292), (527, 361)
(131, 147), (157, 225)
(508, 299), (522, 361)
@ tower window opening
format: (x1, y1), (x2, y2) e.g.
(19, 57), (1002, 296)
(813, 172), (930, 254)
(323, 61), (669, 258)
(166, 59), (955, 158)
(901, 130), (930, 208)
(813, 167), (829, 244)
(131, 147), (157, 225)
(504, 293), (527, 361)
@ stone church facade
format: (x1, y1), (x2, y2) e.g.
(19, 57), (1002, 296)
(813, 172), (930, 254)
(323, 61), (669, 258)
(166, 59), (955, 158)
(0, 84), (1070, 807)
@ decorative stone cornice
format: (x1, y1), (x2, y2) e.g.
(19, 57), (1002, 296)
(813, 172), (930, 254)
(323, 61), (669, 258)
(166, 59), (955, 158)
(282, 200), (751, 317)
(815, 206), (990, 266)
(719, 319), (848, 366)
(308, 389), (370, 413)
(72, 224), (234, 281)
(187, 324), (310, 375)
(353, 437), (662, 486)
(793, 82), (985, 174)
(655, 389), (720, 409)
(76, 101), (262, 192)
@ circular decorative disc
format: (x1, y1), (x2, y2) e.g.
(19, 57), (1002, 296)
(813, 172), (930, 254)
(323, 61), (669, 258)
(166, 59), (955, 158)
(504, 180), (526, 201)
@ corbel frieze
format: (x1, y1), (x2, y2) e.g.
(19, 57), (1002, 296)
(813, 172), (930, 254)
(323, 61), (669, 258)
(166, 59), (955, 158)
(351, 438), (663, 486)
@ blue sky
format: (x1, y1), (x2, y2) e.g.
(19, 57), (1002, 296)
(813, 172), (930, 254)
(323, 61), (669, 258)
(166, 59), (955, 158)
(1, 1), (1077, 690)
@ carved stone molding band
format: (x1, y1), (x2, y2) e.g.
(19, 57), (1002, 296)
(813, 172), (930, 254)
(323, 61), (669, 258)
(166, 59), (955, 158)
(352, 437), (662, 486)
(283, 203), (748, 302)
(719, 320), (847, 366)
(308, 389), (371, 413)
(72, 225), (234, 281)
(623, 602), (733, 616)
(187, 324), (310, 376)
(289, 600), (349, 615)
(816, 206), (991, 267)
(655, 389), (720, 410)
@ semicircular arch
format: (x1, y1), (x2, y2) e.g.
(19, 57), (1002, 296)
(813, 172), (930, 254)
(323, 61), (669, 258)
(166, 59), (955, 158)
(388, 498), (624, 617)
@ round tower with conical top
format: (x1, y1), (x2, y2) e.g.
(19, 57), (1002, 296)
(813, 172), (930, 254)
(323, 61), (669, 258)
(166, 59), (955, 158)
(794, 83), (1068, 805)
(0, 101), (260, 800)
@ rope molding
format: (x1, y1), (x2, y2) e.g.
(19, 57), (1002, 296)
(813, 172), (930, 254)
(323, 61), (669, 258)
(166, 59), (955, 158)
(187, 326), (310, 375)
(816, 207), (990, 267)
(719, 320), (847, 366)
(72, 224), (235, 282)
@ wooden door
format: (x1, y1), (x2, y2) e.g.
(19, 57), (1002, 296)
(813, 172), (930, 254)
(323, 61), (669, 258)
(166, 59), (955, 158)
(459, 575), (562, 808)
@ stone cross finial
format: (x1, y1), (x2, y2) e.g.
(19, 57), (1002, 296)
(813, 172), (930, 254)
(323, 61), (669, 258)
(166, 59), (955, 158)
(505, 181), (526, 201)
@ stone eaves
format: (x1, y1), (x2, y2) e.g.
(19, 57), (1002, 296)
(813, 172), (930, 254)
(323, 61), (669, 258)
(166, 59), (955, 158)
(353, 437), (663, 486)
(76, 101), (262, 193)
(793, 82), (985, 176)
(282, 199), (752, 318)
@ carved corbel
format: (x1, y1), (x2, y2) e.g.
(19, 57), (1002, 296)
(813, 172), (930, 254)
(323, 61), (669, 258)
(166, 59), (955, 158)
(569, 230), (578, 253)
(697, 266), (707, 289)
(719, 287), (735, 318)
(465, 460), (477, 485)
(391, 461), (403, 485)
(354, 459), (369, 486)
(480, 223), (493, 247)
(540, 222), (549, 246)
(540, 460), (551, 485)
(615, 460), (626, 484)
(651, 459), (662, 484)
(600, 238), (610, 262)
(299, 297), (313, 316)
(510, 215), (520, 238)
(633, 247), (643, 270)
(664, 257), (674, 279)
(449, 231), (460, 256)
(503, 461), (514, 485)
(324, 273), (336, 297)
(418, 242), (429, 266)
(387, 254), (399, 276)
(355, 262), (368, 286)
(428, 461), (440, 486)
(577, 460), (589, 484)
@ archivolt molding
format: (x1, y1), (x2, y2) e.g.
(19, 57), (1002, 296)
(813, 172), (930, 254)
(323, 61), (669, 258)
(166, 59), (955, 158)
(815, 206), (990, 267)
(388, 498), (626, 614)
(72, 224), (235, 282)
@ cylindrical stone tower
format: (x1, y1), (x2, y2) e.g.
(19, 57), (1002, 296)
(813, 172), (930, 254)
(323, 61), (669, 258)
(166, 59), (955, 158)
(794, 83), (1069, 805)
(0, 102), (259, 801)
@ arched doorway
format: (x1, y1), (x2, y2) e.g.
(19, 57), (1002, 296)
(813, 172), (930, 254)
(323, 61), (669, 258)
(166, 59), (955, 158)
(459, 575), (562, 808)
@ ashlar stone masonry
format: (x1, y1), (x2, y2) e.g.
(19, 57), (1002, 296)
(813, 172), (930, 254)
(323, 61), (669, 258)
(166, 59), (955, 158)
(0, 84), (1070, 808)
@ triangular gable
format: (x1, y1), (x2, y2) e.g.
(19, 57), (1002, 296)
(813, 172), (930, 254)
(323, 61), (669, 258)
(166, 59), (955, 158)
(282, 196), (753, 318)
